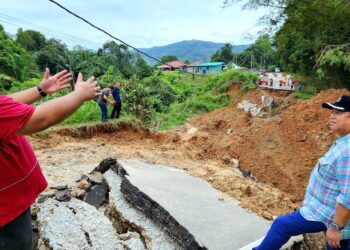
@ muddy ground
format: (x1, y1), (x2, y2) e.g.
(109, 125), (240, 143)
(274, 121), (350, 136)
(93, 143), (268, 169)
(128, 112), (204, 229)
(29, 87), (349, 249)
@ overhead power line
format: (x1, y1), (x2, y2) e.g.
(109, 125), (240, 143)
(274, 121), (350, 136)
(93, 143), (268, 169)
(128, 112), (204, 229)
(48, 0), (215, 77)
(48, 0), (166, 65)
(0, 13), (102, 48)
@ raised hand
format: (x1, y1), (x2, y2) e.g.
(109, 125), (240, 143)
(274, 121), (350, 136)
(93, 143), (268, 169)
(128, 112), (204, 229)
(74, 72), (101, 101)
(39, 68), (72, 94)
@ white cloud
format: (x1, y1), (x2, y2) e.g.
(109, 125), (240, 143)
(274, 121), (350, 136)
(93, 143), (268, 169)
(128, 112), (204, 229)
(0, 0), (267, 49)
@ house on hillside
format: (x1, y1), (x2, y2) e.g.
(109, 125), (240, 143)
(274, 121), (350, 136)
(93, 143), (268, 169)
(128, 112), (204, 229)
(157, 61), (187, 71)
(186, 62), (201, 73)
(198, 62), (225, 73)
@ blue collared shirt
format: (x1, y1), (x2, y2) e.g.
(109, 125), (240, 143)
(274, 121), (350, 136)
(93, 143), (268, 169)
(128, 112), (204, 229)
(300, 134), (350, 239)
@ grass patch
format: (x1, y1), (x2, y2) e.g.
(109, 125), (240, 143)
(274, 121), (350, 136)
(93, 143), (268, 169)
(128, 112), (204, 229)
(240, 81), (257, 94)
(294, 85), (317, 100)
(154, 70), (256, 130)
(60, 100), (102, 125)
(57, 115), (143, 137)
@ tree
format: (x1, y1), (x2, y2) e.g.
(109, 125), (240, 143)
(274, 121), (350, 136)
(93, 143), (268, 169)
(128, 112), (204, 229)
(63, 45), (108, 83)
(135, 58), (153, 79)
(100, 41), (134, 78)
(210, 43), (233, 64)
(161, 55), (178, 63)
(33, 38), (68, 73)
(16, 29), (46, 52)
(0, 25), (37, 87)
(246, 35), (276, 69)
(223, 0), (287, 25)
(226, 0), (350, 86)
(184, 59), (191, 64)
(274, 0), (350, 83)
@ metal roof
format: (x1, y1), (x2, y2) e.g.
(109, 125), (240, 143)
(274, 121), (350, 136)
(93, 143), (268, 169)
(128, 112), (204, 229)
(198, 62), (224, 67)
(157, 61), (187, 68)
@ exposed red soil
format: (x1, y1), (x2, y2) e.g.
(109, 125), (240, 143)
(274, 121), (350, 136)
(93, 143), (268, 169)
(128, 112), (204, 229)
(29, 86), (350, 221)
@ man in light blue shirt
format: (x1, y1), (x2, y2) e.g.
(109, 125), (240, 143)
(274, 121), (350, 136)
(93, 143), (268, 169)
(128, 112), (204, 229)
(254, 96), (350, 250)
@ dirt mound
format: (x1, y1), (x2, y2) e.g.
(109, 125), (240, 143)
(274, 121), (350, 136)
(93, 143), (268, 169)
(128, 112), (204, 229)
(187, 88), (349, 203)
(29, 87), (349, 221)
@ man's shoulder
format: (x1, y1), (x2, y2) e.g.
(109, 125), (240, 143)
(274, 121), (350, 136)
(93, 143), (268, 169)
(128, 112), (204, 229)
(332, 135), (350, 155)
(102, 88), (110, 94)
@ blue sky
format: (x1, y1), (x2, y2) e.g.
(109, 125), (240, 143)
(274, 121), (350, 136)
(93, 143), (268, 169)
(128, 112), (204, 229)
(0, 0), (267, 49)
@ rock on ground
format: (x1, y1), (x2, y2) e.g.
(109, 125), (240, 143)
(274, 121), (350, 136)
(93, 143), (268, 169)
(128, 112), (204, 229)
(36, 198), (124, 250)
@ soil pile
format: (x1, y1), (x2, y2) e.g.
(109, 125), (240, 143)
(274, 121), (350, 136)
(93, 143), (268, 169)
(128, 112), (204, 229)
(30, 87), (349, 221)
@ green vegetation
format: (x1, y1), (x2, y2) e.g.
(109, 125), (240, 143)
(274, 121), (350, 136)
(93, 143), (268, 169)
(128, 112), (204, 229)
(155, 70), (257, 130)
(211, 43), (235, 64)
(35, 69), (255, 130)
(225, 0), (350, 88)
(61, 101), (101, 125)
(294, 85), (317, 100)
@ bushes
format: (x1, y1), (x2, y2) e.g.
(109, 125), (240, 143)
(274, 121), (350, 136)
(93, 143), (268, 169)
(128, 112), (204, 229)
(240, 81), (257, 94)
(4, 68), (252, 130)
(155, 70), (245, 130)
(204, 70), (257, 94)
(294, 85), (317, 100)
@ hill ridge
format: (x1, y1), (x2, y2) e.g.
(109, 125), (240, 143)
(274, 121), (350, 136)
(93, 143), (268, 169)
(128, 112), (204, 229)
(137, 39), (250, 64)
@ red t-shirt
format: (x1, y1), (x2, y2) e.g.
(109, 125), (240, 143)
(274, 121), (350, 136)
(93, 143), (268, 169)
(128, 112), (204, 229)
(0, 95), (47, 226)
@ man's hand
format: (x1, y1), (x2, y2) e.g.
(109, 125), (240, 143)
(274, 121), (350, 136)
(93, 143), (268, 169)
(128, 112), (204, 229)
(18, 72), (101, 135)
(326, 227), (342, 249)
(39, 68), (72, 94)
(73, 72), (101, 101)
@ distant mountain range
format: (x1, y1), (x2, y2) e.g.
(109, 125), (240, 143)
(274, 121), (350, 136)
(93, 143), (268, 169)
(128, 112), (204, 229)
(137, 40), (250, 65)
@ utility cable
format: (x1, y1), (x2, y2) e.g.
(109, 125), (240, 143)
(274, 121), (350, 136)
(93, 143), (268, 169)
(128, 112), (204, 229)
(48, 0), (218, 78)
(48, 0), (167, 66)
(0, 13), (102, 48)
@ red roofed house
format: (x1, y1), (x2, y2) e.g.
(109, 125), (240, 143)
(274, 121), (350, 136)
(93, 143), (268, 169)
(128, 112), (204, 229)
(157, 60), (187, 71)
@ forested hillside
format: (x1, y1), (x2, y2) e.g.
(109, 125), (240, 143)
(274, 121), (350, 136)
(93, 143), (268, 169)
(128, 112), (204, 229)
(138, 40), (249, 64)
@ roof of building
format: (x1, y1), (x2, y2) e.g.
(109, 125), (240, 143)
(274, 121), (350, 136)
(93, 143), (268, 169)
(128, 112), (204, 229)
(198, 62), (224, 67)
(157, 60), (187, 68)
(187, 61), (202, 67)
(157, 65), (172, 69)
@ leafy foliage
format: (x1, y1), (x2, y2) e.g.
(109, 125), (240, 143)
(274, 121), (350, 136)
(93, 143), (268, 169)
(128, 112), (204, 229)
(0, 25), (37, 86)
(229, 35), (277, 70)
(210, 43), (234, 64)
(16, 28), (46, 52)
(227, 0), (350, 87)
(161, 55), (178, 63)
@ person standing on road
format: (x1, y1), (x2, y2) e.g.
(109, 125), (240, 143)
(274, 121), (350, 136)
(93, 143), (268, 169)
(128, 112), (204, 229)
(98, 85), (113, 122)
(253, 95), (350, 250)
(0, 69), (100, 250)
(111, 82), (122, 119)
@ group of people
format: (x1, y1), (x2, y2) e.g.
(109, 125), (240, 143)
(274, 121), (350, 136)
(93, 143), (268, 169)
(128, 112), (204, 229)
(1, 67), (350, 250)
(97, 81), (122, 122)
(255, 72), (302, 91)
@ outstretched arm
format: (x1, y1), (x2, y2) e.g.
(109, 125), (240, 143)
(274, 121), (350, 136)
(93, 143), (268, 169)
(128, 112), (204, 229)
(17, 73), (100, 135)
(8, 68), (72, 104)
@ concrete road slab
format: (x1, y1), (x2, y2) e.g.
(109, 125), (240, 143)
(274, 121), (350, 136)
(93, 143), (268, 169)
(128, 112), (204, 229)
(119, 159), (272, 250)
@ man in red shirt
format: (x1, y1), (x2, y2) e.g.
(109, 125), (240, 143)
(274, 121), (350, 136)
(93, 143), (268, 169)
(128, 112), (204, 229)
(0, 68), (100, 249)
